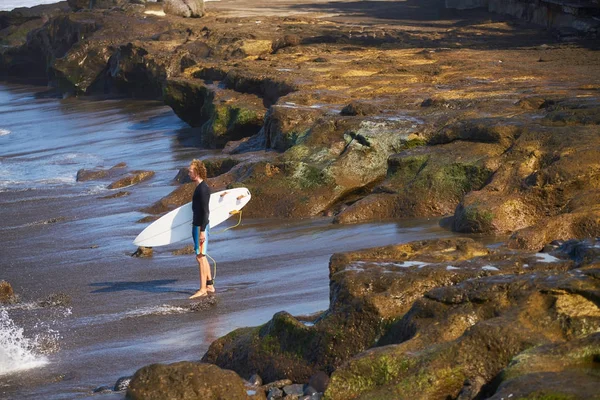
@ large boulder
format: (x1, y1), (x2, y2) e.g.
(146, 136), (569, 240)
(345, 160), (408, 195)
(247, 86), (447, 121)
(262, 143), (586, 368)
(126, 361), (264, 400)
(163, 78), (266, 148)
(163, 0), (204, 18)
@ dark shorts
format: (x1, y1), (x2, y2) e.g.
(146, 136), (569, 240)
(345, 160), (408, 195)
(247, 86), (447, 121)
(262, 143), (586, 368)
(192, 225), (209, 256)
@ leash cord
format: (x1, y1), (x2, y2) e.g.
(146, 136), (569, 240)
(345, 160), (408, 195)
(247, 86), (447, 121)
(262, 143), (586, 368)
(205, 210), (243, 281)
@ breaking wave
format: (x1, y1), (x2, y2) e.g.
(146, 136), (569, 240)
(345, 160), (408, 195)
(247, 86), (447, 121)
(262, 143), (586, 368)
(0, 309), (49, 376)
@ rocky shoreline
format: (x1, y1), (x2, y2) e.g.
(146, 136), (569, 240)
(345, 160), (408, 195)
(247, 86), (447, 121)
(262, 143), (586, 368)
(1, 0), (599, 399)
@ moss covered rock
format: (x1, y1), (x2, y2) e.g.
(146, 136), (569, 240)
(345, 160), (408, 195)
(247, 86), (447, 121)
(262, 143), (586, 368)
(108, 170), (154, 189)
(0, 280), (16, 304)
(452, 123), (600, 240)
(126, 361), (262, 400)
(335, 140), (497, 223)
(489, 333), (600, 400)
(325, 268), (600, 400)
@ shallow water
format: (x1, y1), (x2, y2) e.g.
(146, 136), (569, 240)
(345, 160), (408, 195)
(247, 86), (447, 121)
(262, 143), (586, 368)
(0, 83), (457, 399)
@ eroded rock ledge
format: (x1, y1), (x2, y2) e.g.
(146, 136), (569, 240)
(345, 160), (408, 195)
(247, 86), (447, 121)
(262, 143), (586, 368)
(2, 1), (599, 249)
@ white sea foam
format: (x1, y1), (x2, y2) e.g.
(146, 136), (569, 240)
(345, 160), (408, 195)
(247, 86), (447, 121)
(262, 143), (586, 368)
(446, 265), (460, 270)
(0, 309), (48, 376)
(0, 129), (10, 136)
(123, 305), (188, 318)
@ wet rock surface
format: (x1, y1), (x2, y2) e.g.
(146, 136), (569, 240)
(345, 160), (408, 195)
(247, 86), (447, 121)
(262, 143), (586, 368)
(126, 361), (263, 400)
(0, 280), (17, 304)
(200, 237), (599, 399)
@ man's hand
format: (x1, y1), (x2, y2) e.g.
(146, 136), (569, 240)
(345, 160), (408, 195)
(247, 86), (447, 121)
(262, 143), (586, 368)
(200, 231), (206, 242)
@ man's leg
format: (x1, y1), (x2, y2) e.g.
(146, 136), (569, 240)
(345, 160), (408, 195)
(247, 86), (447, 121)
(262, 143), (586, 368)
(190, 254), (208, 299)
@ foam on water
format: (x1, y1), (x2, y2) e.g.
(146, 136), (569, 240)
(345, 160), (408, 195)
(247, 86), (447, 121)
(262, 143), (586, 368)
(123, 305), (189, 319)
(0, 152), (102, 190)
(0, 309), (49, 376)
(0, 129), (10, 136)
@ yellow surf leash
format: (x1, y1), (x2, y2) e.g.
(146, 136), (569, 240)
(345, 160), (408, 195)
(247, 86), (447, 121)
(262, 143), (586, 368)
(205, 209), (244, 280)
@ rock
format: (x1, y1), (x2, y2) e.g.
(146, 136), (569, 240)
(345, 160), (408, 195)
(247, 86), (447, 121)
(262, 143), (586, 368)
(272, 34), (301, 52)
(517, 96), (550, 110)
(247, 373), (263, 386)
(163, 0), (204, 18)
(108, 170), (154, 189)
(308, 371), (329, 393)
(76, 168), (108, 182)
(77, 163), (126, 182)
(0, 281), (16, 304)
(335, 140), (494, 223)
(452, 120), (600, 240)
(543, 104), (600, 126)
(455, 376), (487, 400)
(126, 361), (251, 400)
(303, 385), (318, 396)
(428, 118), (521, 147)
(131, 246), (153, 258)
(93, 385), (113, 393)
(106, 42), (168, 98)
(507, 209), (600, 251)
(100, 191), (130, 199)
(163, 79), (265, 147)
(488, 333), (600, 400)
(340, 101), (380, 116)
(142, 182), (195, 215)
(299, 395), (322, 400)
(261, 106), (324, 152)
(173, 168), (193, 184)
(283, 384), (304, 397)
(261, 379), (293, 392)
(232, 40), (274, 58)
(266, 387), (283, 400)
(114, 375), (132, 391)
(39, 293), (72, 307)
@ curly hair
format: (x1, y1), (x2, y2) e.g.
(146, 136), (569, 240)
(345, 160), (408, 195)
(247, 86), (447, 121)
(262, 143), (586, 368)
(189, 159), (207, 180)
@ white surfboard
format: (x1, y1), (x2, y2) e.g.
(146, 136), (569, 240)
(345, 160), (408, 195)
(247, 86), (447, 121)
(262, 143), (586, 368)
(133, 187), (251, 247)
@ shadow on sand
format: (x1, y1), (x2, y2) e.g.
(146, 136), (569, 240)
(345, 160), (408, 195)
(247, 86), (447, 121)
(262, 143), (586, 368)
(89, 279), (189, 294)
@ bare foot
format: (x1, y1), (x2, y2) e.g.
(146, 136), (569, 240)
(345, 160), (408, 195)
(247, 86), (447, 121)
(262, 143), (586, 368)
(189, 290), (207, 299)
(206, 285), (215, 293)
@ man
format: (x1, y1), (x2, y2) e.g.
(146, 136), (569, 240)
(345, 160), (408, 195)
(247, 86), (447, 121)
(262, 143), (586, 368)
(188, 159), (215, 299)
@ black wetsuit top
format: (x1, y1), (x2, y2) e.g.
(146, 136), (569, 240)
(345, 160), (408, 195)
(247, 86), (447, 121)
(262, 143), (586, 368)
(192, 181), (210, 231)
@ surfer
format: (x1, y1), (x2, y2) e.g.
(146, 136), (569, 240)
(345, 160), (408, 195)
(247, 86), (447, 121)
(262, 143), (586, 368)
(188, 159), (215, 299)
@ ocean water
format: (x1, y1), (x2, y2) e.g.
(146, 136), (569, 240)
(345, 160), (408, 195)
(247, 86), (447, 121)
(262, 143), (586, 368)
(0, 82), (457, 399)
(0, 0), (64, 11)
